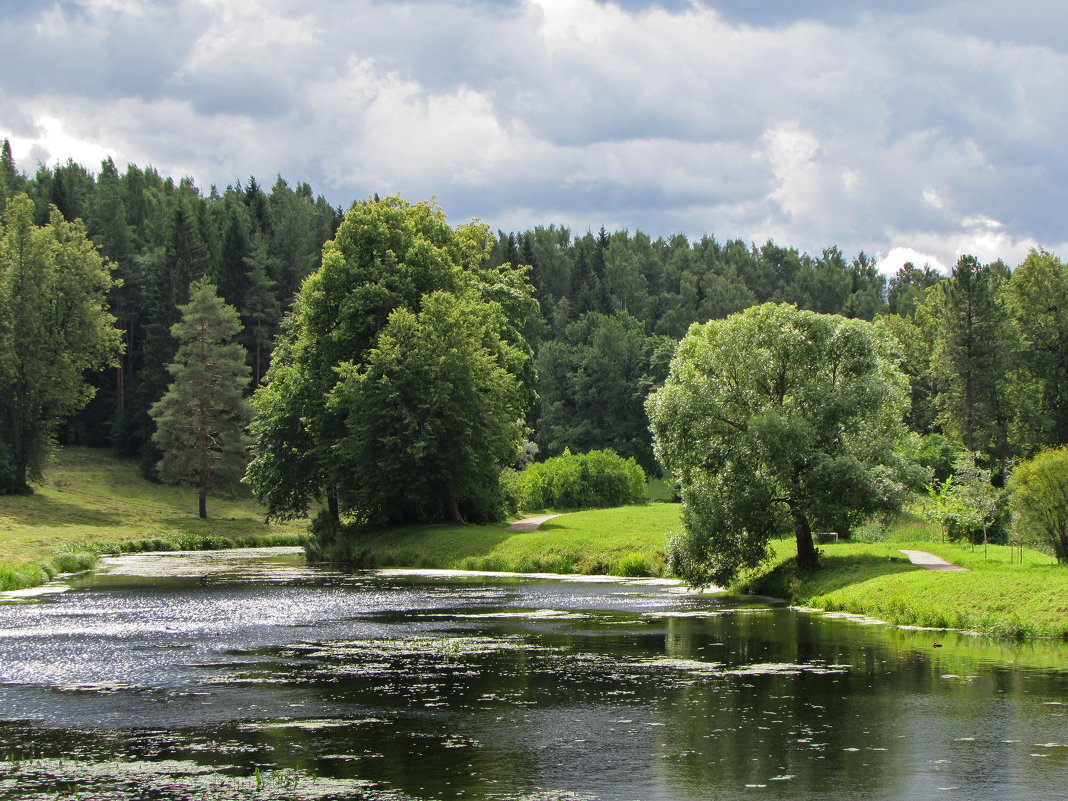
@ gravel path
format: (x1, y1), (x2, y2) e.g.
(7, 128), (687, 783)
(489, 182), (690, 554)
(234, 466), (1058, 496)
(898, 549), (969, 571)
(507, 514), (563, 532)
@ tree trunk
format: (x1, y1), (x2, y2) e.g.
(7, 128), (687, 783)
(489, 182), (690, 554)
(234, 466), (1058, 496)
(790, 503), (819, 572)
(199, 482), (207, 519)
(9, 403), (27, 492)
(327, 491), (340, 526)
(448, 494), (465, 525)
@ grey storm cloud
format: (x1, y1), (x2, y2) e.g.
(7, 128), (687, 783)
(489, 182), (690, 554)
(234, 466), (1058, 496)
(1, 0), (1066, 274)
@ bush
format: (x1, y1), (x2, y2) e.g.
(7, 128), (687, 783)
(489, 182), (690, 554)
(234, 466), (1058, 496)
(498, 468), (522, 516)
(1010, 447), (1068, 562)
(615, 551), (652, 577)
(518, 449), (646, 510)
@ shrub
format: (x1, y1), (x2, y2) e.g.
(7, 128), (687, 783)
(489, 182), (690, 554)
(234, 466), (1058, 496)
(518, 449), (646, 510)
(498, 468), (522, 516)
(1010, 447), (1068, 563)
(615, 551), (652, 577)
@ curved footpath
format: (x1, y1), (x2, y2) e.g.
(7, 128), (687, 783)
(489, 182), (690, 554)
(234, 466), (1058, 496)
(898, 549), (968, 571)
(507, 514), (563, 532)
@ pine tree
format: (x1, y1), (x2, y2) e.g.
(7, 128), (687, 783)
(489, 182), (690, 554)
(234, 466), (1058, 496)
(150, 278), (251, 518)
(241, 232), (282, 386)
(0, 140), (26, 213)
(922, 255), (1016, 481)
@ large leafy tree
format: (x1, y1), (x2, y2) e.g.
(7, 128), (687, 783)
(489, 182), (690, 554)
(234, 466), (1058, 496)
(0, 193), (120, 492)
(330, 291), (526, 524)
(647, 303), (914, 586)
(1006, 249), (1068, 452)
(246, 197), (536, 526)
(150, 278), (251, 518)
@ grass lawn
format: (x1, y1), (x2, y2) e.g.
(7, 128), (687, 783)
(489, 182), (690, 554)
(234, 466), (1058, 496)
(740, 530), (1068, 639)
(324, 503), (683, 577)
(0, 446), (309, 591)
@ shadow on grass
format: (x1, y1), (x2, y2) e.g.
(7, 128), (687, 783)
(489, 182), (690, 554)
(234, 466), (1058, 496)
(0, 493), (124, 528)
(748, 553), (919, 599)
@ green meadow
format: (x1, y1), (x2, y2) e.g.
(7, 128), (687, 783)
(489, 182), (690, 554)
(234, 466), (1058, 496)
(0, 447), (308, 591)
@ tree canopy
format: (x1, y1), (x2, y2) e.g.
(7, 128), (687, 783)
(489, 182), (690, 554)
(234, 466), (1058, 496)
(246, 197), (536, 527)
(647, 303), (916, 586)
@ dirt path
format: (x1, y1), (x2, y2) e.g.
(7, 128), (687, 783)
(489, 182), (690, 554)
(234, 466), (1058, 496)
(507, 514), (563, 532)
(898, 549), (968, 571)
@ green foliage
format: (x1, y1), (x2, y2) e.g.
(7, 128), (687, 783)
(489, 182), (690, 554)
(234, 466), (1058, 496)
(330, 291), (526, 524)
(919, 255), (1016, 480)
(614, 551), (654, 577)
(648, 303), (917, 587)
(535, 311), (674, 473)
(921, 452), (1001, 545)
(498, 467), (522, 516)
(248, 197), (536, 528)
(149, 279), (251, 518)
(1009, 446), (1068, 562)
(517, 449), (647, 510)
(1006, 249), (1068, 452)
(912, 432), (958, 484)
(0, 194), (121, 491)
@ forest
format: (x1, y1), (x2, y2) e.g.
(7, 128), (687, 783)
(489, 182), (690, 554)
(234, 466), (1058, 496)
(1, 140), (1066, 548)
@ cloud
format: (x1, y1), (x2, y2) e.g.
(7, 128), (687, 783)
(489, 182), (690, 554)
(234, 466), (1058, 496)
(0, 0), (1066, 273)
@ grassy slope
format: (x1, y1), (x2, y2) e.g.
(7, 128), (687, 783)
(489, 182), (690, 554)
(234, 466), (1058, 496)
(0, 447), (308, 590)
(741, 533), (1068, 639)
(328, 503), (683, 577)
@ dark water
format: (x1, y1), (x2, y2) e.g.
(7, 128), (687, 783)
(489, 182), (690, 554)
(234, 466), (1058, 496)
(1, 548), (1066, 800)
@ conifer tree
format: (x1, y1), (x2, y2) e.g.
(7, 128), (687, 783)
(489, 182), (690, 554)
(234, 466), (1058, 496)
(241, 232), (282, 385)
(150, 278), (251, 518)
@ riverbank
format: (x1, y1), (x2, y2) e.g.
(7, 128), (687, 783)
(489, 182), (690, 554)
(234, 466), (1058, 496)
(0, 447), (309, 591)
(6, 450), (1066, 640)
(738, 537), (1068, 639)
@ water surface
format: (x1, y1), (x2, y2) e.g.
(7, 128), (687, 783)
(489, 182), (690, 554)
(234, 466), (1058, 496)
(1, 548), (1065, 800)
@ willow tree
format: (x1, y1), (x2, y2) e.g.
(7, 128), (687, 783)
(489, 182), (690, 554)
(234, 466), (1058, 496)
(647, 302), (915, 587)
(150, 279), (251, 518)
(0, 193), (120, 492)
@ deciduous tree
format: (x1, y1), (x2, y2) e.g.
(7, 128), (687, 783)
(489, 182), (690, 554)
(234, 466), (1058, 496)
(647, 303), (914, 586)
(1009, 446), (1068, 563)
(246, 197), (535, 526)
(0, 194), (120, 491)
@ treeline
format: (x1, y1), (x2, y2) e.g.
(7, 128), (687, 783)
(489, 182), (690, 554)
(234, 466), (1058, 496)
(2, 142), (1067, 514)
(477, 227), (921, 472)
(0, 141), (342, 476)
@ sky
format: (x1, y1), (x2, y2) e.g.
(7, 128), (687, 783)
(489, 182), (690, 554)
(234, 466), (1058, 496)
(2, 0), (1066, 275)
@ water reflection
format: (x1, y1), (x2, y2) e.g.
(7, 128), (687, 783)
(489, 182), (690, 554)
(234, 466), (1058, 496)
(0, 548), (1065, 800)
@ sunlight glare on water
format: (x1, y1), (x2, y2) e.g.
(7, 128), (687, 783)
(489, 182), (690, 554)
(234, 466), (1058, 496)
(1, 548), (1066, 800)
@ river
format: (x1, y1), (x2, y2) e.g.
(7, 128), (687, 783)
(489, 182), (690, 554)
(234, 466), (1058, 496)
(1, 547), (1065, 800)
